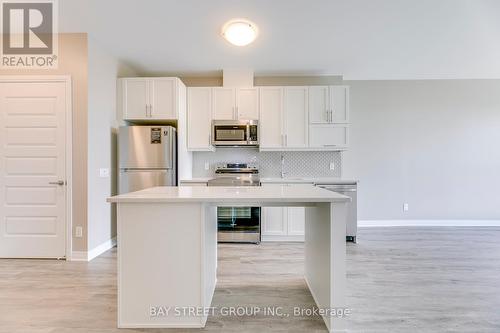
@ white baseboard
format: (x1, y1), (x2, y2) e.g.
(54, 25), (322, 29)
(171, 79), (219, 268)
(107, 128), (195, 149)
(358, 220), (500, 227)
(70, 237), (117, 261)
(70, 251), (89, 261)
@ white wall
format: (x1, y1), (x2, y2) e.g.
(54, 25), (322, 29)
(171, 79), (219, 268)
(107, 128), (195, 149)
(343, 80), (500, 221)
(87, 38), (136, 251)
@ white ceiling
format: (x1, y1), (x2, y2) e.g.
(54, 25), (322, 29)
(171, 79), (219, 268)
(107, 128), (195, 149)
(60, 0), (500, 79)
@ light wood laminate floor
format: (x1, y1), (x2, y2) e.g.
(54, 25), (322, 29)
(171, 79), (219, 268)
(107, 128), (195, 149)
(1, 227), (499, 332)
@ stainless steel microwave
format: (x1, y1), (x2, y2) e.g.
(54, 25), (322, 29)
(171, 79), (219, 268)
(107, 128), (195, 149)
(211, 120), (259, 147)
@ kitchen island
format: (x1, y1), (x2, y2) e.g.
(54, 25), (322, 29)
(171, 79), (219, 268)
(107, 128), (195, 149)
(107, 185), (350, 332)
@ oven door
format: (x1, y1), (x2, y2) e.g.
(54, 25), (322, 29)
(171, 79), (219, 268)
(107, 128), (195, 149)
(212, 124), (248, 146)
(217, 207), (261, 243)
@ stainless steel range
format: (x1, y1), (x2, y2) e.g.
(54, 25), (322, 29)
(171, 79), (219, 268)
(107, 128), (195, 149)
(208, 164), (261, 244)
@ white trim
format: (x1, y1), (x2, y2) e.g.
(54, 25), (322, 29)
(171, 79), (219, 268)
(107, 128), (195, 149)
(70, 251), (89, 262)
(88, 237), (117, 261)
(70, 237), (117, 262)
(358, 220), (500, 227)
(0, 75), (73, 260)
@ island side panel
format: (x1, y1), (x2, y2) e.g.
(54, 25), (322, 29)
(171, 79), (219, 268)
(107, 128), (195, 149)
(117, 202), (209, 328)
(305, 202), (347, 333)
(201, 204), (217, 326)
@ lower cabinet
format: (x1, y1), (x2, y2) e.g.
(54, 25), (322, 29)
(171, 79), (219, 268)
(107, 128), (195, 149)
(261, 206), (305, 241)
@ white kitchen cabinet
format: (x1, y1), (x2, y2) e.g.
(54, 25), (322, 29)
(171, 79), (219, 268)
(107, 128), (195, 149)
(122, 79), (149, 119)
(120, 77), (179, 120)
(259, 87), (284, 149)
(308, 85), (349, 124)
(261, 183), (305, 241)
(150, 78), (177, 119)
(330, 86), (349, 123)
(236, 88), (259, 120)
(308, 86), (330, 124)
(309, 124), (349, 149)
(259, 86), (308, 150)
(261, 207), (287, 236)
(212, 87), (259, 120)
(284, 87), (308, 148)
(287, 207), (306, 235)
(187, 87), (214, 151)
(212, 88), (235, 120)
(261, 206), (305, 241)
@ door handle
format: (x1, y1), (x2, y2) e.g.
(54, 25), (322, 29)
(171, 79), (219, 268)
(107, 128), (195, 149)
(149, 104), (153, 117)
(49, 180), (65, 186)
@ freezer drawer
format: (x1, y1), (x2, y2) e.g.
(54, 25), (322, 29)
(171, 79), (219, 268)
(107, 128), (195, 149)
(119, 169), (176, 194)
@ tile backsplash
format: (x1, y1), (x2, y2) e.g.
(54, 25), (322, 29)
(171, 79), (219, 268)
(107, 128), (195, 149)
(192, 148), (342, 178)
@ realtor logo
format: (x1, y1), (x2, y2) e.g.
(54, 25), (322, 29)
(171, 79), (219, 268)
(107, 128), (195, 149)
(1, 0), (58, 68)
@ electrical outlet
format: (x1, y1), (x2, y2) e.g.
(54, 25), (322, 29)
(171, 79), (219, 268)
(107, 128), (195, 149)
(99, 168), (110, 178)
(403, 203), (409, 212)
(329, 162), (335, 171)
(75, 226), (83, 238)
(204, 162), (210, 170)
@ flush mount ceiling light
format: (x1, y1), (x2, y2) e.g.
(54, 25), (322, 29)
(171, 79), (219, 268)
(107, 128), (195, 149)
(222, 19), (259, 46)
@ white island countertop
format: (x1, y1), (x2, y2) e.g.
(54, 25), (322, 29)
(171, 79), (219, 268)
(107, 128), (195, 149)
(107, 184), (350, 204)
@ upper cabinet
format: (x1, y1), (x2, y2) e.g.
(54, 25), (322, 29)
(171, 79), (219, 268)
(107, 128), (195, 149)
(212, 87), (259, 120)
(259, 87), (284, 149)
(212, 88), (235, 120)
(187, 87), (214, 151)
(186, 84), (349, 152)
(309, 86), (349, 124)
(120, 77), (180, 120)
(284, 87), (308, 148)
(259, 86), (308, 150)
(236, 88), (259, 120)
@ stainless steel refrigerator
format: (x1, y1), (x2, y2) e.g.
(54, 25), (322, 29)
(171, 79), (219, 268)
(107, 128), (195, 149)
(118, 126), (177, 194)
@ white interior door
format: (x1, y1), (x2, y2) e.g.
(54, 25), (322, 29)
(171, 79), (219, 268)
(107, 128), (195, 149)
(0, 80), (68, 258)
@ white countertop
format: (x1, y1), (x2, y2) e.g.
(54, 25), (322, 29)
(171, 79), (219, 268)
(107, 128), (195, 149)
(180, 177), (357, 185)
(107, 185), (350, 204)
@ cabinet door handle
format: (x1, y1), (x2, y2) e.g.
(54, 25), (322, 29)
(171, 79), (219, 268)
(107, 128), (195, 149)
(150, 104), (153, 117)
(323, 144), (338, 147)
(236, 106), (239, 119)
(285, 134), (288, 146)
(146, 105), (148, 117)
